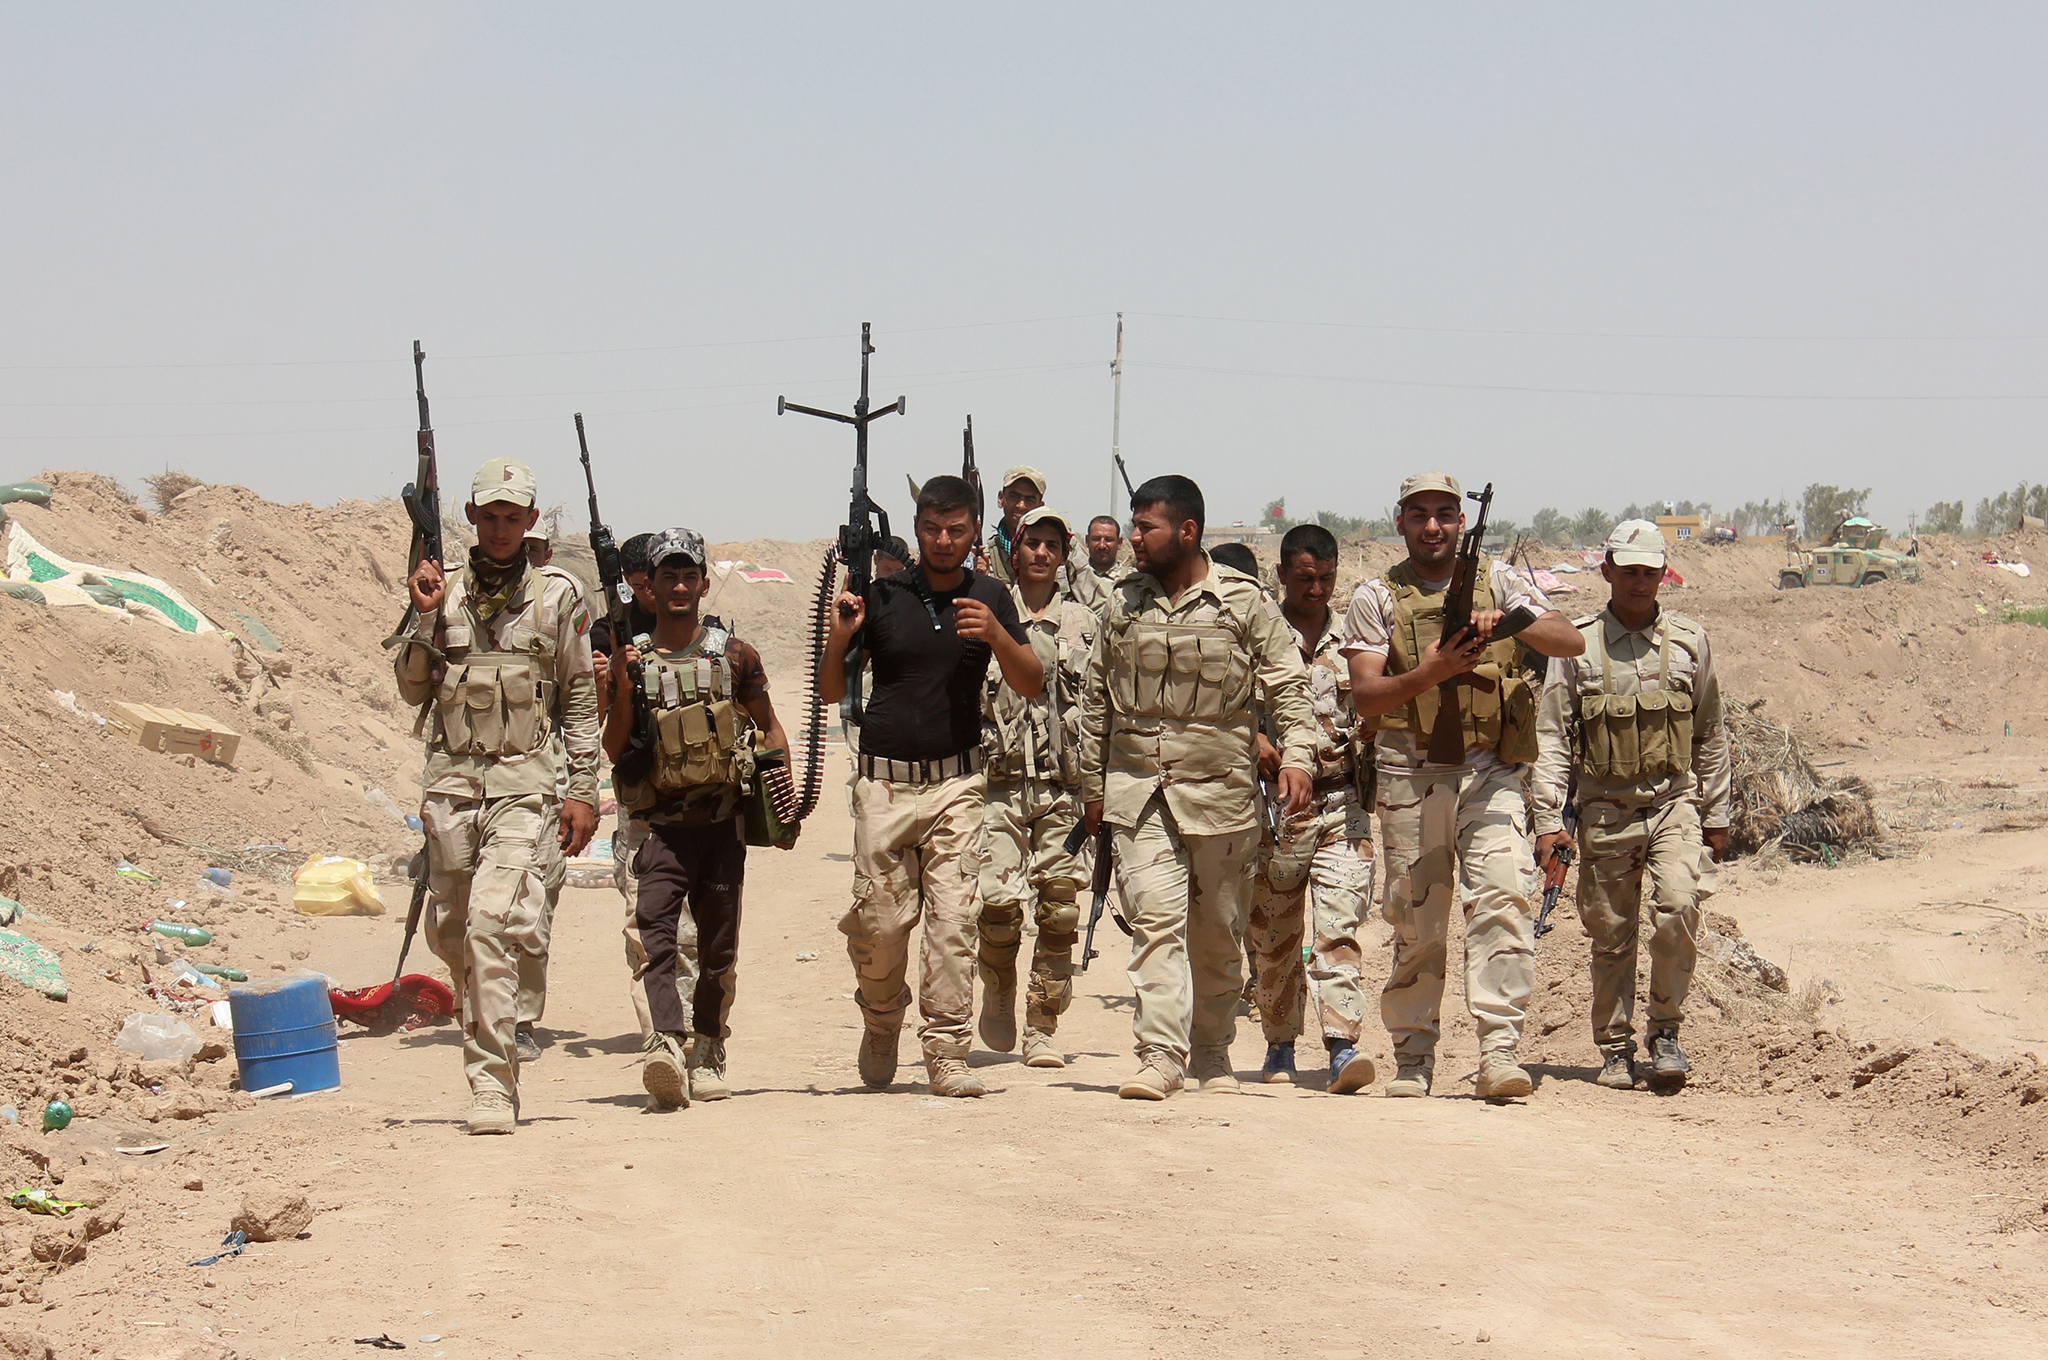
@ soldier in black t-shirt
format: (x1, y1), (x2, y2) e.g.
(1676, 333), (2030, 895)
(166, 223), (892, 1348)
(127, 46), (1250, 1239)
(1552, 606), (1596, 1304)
(821, 476), (1042, 1097)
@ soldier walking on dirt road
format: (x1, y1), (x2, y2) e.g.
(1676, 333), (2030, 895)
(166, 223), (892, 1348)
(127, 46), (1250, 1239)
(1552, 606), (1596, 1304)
(1342, 472), (1582, 1101)
(394, 458), (600, 1135)
(976, 507), (1100, 1070)
(605, 528), (796, 1111)
(1079, 475), (1318, 1100)
(1245, 523), (1380, 1092)
(1530, 520), (1732, 1092)
(822, 475), (1042, 1098)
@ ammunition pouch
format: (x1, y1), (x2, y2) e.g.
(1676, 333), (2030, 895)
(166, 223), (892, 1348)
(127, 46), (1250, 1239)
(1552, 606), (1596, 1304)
(1574, 617), (1697, 782)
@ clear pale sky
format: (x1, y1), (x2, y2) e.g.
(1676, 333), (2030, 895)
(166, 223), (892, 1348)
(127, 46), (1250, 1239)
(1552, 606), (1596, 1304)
(2, 4), (2042, 539)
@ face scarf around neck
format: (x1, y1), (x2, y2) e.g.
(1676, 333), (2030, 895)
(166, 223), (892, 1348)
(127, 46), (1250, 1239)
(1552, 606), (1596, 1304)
(466, 544), (528, 624)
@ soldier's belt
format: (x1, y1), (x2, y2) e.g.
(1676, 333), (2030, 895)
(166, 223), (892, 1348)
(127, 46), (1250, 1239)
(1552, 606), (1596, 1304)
(858, 749), (985, 785)
(1312, 773), (1353, 796)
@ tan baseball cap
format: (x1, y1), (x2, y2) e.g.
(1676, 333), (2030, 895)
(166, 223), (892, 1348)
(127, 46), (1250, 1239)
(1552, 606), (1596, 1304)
(471, 458), (537, 508)
(1016, 505), (1073, 538)
(1604, 519), (1668, 567)
(1397, 471), (1462, 506)
(1002, 465), (1047, 495)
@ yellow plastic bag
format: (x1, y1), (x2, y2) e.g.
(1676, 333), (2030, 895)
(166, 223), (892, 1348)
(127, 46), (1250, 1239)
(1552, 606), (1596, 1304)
(293, 855), (385, 916)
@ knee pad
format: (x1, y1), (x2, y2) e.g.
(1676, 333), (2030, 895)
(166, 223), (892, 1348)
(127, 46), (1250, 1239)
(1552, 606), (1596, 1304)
(1038, 884), (1081, 936)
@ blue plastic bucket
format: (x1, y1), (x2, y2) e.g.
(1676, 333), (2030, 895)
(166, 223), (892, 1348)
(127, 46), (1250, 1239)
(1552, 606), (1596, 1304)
(227, 976), (340, 1095)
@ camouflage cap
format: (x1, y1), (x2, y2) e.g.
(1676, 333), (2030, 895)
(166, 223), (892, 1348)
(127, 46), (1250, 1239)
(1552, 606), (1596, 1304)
(1604, 519), (1668, 568)
(1397, 471), (1462, 506)
(471, 458), (537, 507)
(646, 527), (707, 570)
(1002, 465), (1047, 495)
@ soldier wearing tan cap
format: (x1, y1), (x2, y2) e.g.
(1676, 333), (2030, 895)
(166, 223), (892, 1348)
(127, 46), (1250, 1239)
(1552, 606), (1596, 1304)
(394, 458), (600, 1134)
(1341, 471), (1583, 1101)
(983, 465), (1046, 586)
(1530, 520), (1731, 1092)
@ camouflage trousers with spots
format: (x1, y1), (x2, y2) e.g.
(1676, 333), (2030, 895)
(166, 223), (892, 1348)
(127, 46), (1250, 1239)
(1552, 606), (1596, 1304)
(423, 791), (555, 1101)
(1576, 797), (1717, 1054)
(1376, 762), (1539, 1062)
(1246, 792), (1375, 1046)
(978, 777), (1087, 1039)
(515, 815), (567, 1029)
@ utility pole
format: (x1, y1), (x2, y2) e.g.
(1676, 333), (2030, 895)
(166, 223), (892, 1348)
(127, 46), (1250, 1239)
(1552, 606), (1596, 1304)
(1108, 312), (1124, 519)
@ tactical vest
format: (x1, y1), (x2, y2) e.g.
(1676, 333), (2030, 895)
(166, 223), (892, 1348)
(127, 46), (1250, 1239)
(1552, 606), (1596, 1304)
(430, 569), (558, 758)
(619, 625), (751, 811)
(1370, 557), (1538, 764)
(1106, 606), (1256, 723)
(985, 597), (1092, 784)
(1575, 613), (1700, 782)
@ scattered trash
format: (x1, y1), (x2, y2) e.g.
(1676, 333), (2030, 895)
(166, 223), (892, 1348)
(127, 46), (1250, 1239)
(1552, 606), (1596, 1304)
(354, 1337), (406, 1350)
(51, 689), (103, 726)
(195, 963), (248, 982)
(211, 999), (235, 1030)
(107, 702), (242, 765)
(795, 951), (818, 962)
(202, 867), (233, 888)
(363, 788), (410, 824)
(115, 1013), (203, 1062)
(6, 1188), (89, 1217)
(229, 975), (342, 1094)
(188, 1230), (248, 1267)
(0, 1107), (14, 1125)
(0, 924), (68, 1000)
(405, 814), (423, 833)
(117, 859), (160, 884)
(230, 611), (284, 651)
(40, 1100), (71, 1133)
(149, 920), (212, 946)
(329, 974), (455, 1032)
(194, 876), (235, 899)
(293, 855), (385, 916)
(114, 1143), (171, 1155)
(247, 1081), (294, 1099)
(419, 1336), (442, 1345)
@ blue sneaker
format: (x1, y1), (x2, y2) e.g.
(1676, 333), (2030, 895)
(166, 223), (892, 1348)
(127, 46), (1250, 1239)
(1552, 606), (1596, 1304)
(1260, 1042), (1297, 1084)
(1328, 1044), (1377, 1094)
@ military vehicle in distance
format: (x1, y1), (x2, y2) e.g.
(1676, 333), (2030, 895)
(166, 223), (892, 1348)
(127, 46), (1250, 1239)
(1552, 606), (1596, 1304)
(1779, 517), (1922, 590)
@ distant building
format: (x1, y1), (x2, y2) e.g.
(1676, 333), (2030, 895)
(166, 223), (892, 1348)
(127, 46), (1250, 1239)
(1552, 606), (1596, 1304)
(1654, 514), (1702, 544)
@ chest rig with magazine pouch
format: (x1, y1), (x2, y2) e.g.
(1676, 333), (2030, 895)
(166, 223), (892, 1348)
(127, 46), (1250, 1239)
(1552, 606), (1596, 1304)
(617, 624), (751, 811)
(1575, 614), (1701, 782)
(1107, 609), (1256, 723)
(1371, 558), (1539, 764)
(428, 571), (557, 758)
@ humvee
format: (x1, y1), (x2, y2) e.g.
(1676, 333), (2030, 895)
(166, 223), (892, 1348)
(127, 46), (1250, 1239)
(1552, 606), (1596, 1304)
(1779, 517), (1922, 590)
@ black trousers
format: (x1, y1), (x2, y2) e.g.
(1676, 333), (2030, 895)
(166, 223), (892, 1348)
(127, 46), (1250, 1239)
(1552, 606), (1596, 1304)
(633, 818), (747, 1038)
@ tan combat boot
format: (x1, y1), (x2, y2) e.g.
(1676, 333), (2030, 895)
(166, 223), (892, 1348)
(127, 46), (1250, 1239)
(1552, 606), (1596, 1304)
(1021, 1030), (1066, 1069)
(641, 1032), (690, 1111)
(467, 1089), (516, 1136)
(858, 1026), (900, 1090)
(688, 1036), (731, 1102)
(1385, 1058), (1433, 1098)
(1475, 1051), (1534, 1100)
(928, 1056), (988, 1098)
(977, 955), (1019, 1053)
(1190, 1047), (1241, 1094)
(1117, 1052), (1184, 1101)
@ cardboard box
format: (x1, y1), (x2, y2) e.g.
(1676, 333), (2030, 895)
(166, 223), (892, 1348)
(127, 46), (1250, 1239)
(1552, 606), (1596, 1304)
(107, 702), (241, 766)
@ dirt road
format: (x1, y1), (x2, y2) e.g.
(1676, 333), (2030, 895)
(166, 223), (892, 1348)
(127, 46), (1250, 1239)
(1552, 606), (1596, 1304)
(30, 749), (2045, 1360)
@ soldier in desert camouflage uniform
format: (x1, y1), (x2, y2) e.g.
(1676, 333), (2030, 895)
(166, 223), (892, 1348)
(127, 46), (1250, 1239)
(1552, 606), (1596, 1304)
(395, 458), (599, 1135)
(977, 507), (1101, 1068)
(1245, 524), (1379, 1092)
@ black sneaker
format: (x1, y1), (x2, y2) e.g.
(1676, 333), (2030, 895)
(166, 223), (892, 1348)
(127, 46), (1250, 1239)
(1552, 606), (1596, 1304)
(1595, 1049), (1636, 1090)
(514, 1025), (542, 1064)
(1648, 1030), (1690, 1091)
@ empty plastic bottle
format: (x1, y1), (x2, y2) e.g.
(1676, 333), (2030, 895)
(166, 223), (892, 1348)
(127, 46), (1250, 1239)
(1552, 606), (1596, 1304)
(148, 921), (213, 947)
(202, 867), (232, 887)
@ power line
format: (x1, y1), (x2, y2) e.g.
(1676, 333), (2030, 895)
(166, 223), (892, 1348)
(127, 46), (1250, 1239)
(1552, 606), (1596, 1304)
(1132, 360), (2048, 402)
(1130, 310), (2048, 343)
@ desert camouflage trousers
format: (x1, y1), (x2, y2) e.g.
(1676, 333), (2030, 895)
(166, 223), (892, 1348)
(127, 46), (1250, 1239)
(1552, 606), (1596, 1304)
(1116, 792), (1260, 1071)
(1377, 763), (1538, 1062)
(1247, 793), (1375, 1045)
(839, 771), (985, 1062)
(1577, 797), (1717, 1052)
(515, 816), (567, 1028)
(422, 791), (553, 1101)
(979, 777), (1086, 1038)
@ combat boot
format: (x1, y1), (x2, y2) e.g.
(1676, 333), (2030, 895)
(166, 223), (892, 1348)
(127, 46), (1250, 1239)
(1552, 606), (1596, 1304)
(1261, 1042), (1297, 1085)
(927, 1056), (988, 1098)
(1596, 1047), (1637, 1090)
(1648, 1029), (1691, 1091)
(688, 1036), (731, 1102)
(1117, 1051), (1184, 1101)
(977, 957), (1018, 1053)
(1021, 1031), (1066, 1069)
(858, 1026), (900, 1090)
(1191, 1047), (1240, 1094)
(1475, 1051), (1534, 1100)
(514, 1024), (542, 1064)
(641, 1032), (690, 1111)
(467, 1089), (516, 1136)
(1385, 1058), (1433, 1098)
(1327, 1042), (1377, 1095)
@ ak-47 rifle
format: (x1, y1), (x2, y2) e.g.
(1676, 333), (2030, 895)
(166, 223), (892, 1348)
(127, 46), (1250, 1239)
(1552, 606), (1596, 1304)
(1114, 452), (1136, 502)
(1535, 791), (1577, 939)
(781, 323), (904, 819)
(1424, 482), (1539, 766)
(389, 341), (440, 980)
(1063, 676), (1131, 972)
(963, 415), (991, 572)
(576, 413), (655, 787)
